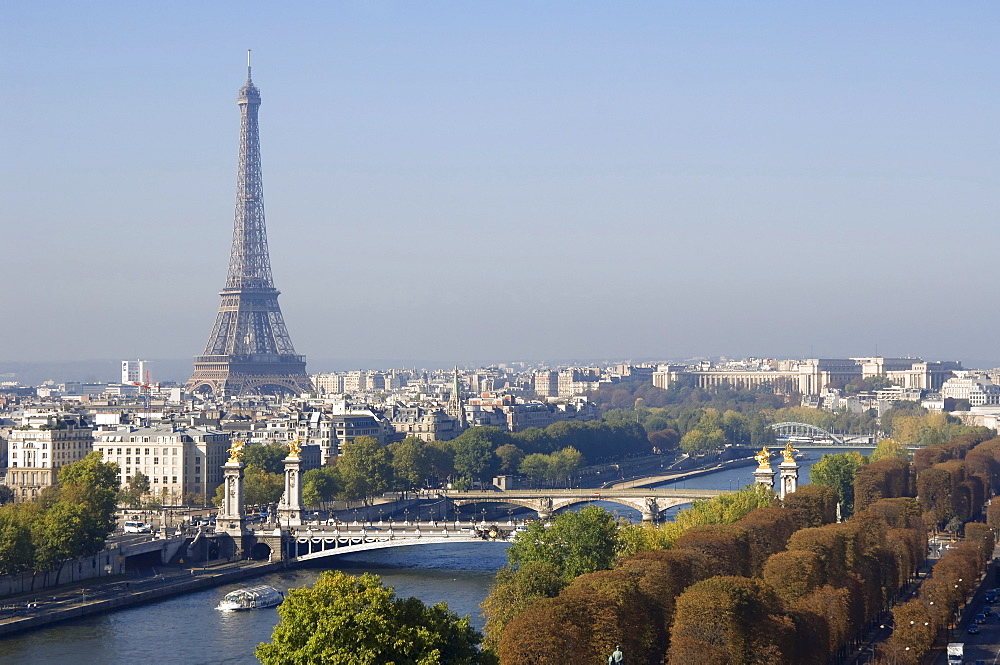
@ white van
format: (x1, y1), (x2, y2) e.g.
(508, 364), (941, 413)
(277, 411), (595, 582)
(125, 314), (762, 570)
(123, 521), (151, 533)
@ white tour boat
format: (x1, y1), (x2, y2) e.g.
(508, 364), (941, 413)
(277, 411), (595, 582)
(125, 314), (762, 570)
(216, 585), (284, 611)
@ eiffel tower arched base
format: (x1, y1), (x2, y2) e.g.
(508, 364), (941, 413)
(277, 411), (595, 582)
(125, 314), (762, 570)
(187, 361), (313, 398)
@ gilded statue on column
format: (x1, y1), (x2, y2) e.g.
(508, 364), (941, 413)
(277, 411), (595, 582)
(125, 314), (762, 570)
(755, 446), (771, 469)
(782, 441), (799, 464)
(288, 438), (302, 458)
(227, 438), (245, 464)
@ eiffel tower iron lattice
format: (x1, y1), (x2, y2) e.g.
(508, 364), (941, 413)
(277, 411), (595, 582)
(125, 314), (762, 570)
(187, 55), (312, 397)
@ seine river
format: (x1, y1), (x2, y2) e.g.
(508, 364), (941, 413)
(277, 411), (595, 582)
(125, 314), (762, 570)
(0, 449), (842, 665)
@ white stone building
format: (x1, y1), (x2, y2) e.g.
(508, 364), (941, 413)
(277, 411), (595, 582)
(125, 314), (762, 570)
(92, 425), (229, 505)
(5, 414), (94, 502)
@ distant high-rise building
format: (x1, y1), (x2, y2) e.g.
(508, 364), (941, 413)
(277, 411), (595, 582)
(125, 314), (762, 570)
(121, 360), (148, 384)
(187, 54), (312, 397)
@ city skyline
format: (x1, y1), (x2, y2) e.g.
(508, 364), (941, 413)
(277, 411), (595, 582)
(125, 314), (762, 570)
(4, 3), (1000, 365)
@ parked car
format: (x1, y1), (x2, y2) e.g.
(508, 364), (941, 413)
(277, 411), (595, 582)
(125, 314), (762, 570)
(975, 613), (987, 624)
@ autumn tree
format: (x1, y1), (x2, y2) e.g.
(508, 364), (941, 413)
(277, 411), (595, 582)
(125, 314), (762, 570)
(668, 576), (795, 664)
(481, 561), (565, 652)
(780, 484), (838, 528)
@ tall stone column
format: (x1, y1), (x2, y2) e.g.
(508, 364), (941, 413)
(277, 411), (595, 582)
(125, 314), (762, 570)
(753, 447), (774, 491)
(217, 451), (246, 535)
(778, 442), (800, 500)
(277, 441), (303, 527)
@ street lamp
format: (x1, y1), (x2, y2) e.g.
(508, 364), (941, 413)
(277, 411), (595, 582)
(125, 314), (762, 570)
(404, 508), (410, 525)
(481, 507), (486, 525)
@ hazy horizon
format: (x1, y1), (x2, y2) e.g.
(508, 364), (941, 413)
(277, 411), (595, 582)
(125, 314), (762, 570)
(3, 353), (999, 388)
(4, 3), (999, 365)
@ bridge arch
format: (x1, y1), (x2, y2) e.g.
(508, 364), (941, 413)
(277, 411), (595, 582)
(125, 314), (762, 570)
(769, 422), (844, 445)
(290, 530), (504, 562)
(449, 491), (720, 522)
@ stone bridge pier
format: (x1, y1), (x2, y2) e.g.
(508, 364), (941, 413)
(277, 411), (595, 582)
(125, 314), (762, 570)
(640, 497), (661, 522)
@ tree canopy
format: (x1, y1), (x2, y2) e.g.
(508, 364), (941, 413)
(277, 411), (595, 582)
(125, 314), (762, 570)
(256, 570), (495, 665)
(507, 506), (621, 581)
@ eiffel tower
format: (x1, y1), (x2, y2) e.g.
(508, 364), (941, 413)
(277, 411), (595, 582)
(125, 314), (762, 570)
(187, 54), (312, 398)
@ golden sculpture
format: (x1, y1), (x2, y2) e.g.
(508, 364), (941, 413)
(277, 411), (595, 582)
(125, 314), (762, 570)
(288, 438), (302, 458)
(755, 447), (771, 469)
(782, 441), (799, 464)
(227, 438), (245, 463)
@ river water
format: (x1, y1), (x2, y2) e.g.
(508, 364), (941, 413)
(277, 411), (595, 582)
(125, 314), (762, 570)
(0, 448), (848, 665)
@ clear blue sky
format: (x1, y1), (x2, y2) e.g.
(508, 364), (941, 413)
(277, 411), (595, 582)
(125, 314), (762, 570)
(3, 2), (999, 368)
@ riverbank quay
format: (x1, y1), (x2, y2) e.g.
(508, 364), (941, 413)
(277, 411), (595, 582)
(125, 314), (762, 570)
(0, 559), (284, 639)
(609, 454), (757, 489)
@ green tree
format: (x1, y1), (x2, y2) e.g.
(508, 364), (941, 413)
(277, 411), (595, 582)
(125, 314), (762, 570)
(809, 451), (865, 516)
(389, 437), (431, 496)
(0, 485), (15, 506)
(452, 429), (502, 484)
(679, 427), (725, 455)
(256, 570), (494, 665)
(244, 442), (291, 474)
(0, 504), (34, 574)
(494, 444), (525, 475)
(118, 470), (150, 508)
(507, 505), (620, 581)
(302, 466), (339, 508)
(32, 501), (91, 582)
(518, 453), (550, 486)
(240, 468), (285, 508)
(548, 447), (584, 488)
(336, 436), (393, 504)
(56, 451), (120, 556)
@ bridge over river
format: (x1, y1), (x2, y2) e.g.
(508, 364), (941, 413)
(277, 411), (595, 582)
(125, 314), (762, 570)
(216, 449), (735, 563)
(446, 488), (724, 520)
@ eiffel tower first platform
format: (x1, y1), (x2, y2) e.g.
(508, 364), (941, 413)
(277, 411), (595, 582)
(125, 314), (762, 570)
(187, 54), (312, 398)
